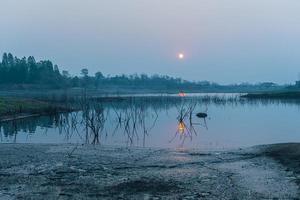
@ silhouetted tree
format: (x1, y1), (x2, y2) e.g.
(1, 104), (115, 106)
(81, 68), (88, 77)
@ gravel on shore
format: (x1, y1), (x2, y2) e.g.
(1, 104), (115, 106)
(0, 143), (299, 199)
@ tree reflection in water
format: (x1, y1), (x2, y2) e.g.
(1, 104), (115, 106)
(111, 102), (158, 147)
(169, 99), (208, 147)
(2, 95), (298, 147)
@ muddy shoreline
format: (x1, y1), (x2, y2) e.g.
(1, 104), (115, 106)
(0, 143), (299, 199)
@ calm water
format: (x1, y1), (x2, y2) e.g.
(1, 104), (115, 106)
(1, 94), (300, 150)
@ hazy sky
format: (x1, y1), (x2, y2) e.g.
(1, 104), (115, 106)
(1, 0), (300, 84)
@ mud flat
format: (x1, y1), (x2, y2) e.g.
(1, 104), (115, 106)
(0, 97), (73, 123)
(0, 143), (299, 199)
(242, 91), (300, 99)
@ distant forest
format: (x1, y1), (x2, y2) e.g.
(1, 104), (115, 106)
(0, 53), (286, 92)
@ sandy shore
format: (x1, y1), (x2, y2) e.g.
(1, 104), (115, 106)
(0, 143), (299, 199)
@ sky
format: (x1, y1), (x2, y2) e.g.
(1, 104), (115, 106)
(1, 0), (300, 84)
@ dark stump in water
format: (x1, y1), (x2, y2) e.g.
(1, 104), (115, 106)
(196, 113), (207, 118)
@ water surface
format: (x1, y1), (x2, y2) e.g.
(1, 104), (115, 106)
(1, 94), (300, 150)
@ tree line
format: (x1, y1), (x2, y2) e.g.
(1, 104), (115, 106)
(0, 53), (64, 86)
(0, 53), (282, 91)
(0, 52), (209, 89)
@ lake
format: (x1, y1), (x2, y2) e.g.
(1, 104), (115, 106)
(1, 93), (300, 150)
